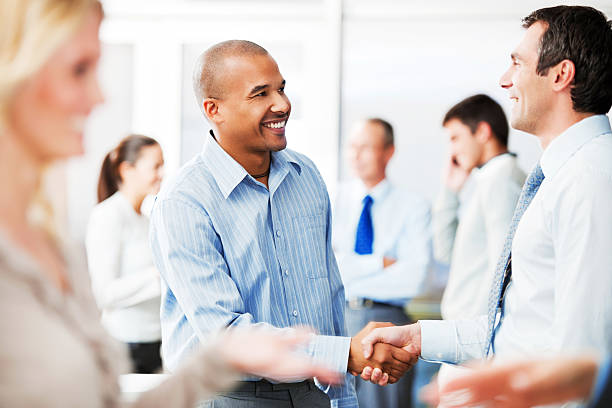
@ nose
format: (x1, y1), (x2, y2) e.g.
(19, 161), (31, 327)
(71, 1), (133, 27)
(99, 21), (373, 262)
(89, 77), (105, 108)
(499, 66), (513, 89)
(271, 91), (290, 114)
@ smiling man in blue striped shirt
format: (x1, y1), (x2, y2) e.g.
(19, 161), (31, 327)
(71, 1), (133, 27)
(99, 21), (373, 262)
(149, 40), (416, 408)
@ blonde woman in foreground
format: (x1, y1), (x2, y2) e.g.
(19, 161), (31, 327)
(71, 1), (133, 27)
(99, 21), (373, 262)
(0, 1), (341, 407)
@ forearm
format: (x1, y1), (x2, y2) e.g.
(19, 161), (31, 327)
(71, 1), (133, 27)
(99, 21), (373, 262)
(420, 315), (488, 364)
(335, 251), (384, 284)
(347, 259), (429, 301)
(99, 268), (160, 310)
(129, 341), (239, 408)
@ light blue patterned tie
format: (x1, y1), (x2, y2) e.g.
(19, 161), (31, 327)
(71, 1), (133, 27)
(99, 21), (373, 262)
(354, 195), (374, 255)
(485, 163), (545, 356)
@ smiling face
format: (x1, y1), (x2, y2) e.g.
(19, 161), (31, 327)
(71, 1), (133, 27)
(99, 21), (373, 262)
(500, 22), (552, 135)
(214, 54), (291, 154)
(8, 7), (103, 164)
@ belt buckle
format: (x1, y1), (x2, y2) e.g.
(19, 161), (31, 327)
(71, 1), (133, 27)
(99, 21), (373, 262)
(349, 297), (373, 309)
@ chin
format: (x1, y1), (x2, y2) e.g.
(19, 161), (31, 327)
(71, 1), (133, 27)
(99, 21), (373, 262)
(510, 117), (530, 134)
(270, 140), (287, 152)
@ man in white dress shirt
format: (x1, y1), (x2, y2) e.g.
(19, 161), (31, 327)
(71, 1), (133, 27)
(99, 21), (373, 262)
(333, 118), (432, 408)
(360, 6), (612, 399)
(434, 94), (525, 321)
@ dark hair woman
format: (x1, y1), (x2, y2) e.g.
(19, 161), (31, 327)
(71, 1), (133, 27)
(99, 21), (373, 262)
(87, 134), (164, 373)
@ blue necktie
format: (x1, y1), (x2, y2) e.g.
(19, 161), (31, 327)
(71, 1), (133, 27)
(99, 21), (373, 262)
(354, 195), (374, 255)
(485, 163), (545, 356)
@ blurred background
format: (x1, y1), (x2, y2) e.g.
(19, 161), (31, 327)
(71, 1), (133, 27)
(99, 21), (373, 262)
(56, 0), (612, 242)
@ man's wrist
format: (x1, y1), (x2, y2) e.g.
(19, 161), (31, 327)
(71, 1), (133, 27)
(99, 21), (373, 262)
(412, 322), (422, 356)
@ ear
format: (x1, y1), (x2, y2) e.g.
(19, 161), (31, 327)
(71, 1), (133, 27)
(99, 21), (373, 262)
(551, 59), (575, 92)
(383, 145), (395, 163)
(474, 121), (492, 144)
(117, 160), (132, 182)
(203, 98), (223, 125)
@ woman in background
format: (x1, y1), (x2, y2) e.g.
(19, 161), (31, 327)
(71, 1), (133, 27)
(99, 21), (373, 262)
(86, 134), (164, 373)
(0, 0), (339, 407)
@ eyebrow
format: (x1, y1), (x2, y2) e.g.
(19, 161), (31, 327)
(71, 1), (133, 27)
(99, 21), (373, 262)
(250, 84), (268, 95)
(249, 79), (286, 96)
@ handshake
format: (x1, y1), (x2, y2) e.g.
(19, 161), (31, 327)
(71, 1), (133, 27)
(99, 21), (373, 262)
(348, 322), (422, 386)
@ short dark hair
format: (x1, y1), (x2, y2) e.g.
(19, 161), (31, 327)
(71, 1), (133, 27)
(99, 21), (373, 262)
(522, 6), (612, 114)
(193, 40), (269, 111)
(366, 118), (394, 147)
(442, 94), (509, 147)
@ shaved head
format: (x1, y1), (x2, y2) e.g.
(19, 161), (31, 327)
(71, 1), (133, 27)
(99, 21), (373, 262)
(193, 40), (269, 113)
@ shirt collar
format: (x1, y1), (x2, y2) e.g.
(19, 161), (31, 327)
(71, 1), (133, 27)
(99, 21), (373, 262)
(473, 152), (515, 178)
(540, 115), (611, 179)
(201, 130), (302, 199)
(356, 178), (391, 203)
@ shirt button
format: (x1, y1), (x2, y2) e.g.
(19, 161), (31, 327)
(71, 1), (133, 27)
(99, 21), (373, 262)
(276, 230), (281, 237)
(284, 270), (289, 276)
(292, 310), (298, 317)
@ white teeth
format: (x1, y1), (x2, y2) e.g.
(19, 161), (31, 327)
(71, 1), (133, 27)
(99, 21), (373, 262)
(71, 116), (86, 132)
(263, 120), (286, 129)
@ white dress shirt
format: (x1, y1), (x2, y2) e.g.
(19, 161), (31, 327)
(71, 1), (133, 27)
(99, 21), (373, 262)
(434, 154), (525, 320)
(332, 179), (432, 306)
(421, 115), (612, 365)
(86, 191), (161, 343)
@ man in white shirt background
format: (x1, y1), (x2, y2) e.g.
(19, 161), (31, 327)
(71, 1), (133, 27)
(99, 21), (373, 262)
(433, 94), (526, 387)
(332, 118), (433, 408)
(434, 94), (525, 321)
(359, 6), (612, 405)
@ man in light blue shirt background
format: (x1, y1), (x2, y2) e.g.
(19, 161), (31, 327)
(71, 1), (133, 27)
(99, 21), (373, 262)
(333, 118), (432, 408)
(150, 40), (415, 408)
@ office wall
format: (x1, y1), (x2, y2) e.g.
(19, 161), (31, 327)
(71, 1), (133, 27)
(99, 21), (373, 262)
(63, 0), (612, 241)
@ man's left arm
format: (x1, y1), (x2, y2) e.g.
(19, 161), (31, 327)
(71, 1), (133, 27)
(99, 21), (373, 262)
(552, 171), (612, 353)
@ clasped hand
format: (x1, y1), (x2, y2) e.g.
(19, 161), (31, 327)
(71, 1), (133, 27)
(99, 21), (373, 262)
(350, 322), (421, 386)
(347, 322), (419, 385)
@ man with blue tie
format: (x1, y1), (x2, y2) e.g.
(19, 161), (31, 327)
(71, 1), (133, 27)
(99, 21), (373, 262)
(332, 118), (432, 408)
(359, 5), (612, 400)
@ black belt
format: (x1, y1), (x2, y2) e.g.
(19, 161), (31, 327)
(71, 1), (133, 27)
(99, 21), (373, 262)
(232, 379), (316, 393)
(347, 297), (400, 310)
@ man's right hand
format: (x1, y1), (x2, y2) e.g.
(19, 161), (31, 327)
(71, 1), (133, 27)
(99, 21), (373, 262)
(348, 322), (417, 384)
(359, 322), (422, 385)
(444, 154), (470, 192)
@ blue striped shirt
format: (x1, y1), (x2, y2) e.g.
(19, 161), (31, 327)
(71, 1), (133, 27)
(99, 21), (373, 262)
(150, 133), (357, 407)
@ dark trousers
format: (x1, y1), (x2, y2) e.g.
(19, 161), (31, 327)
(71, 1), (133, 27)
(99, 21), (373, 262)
(199, 380), (330, 408)
(345, 301), (413, 408)
(127, 341), (162, 374)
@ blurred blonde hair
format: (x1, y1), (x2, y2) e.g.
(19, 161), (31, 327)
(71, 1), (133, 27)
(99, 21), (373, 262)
(0, 0), (102, 241)
(0, 0), (102, 129)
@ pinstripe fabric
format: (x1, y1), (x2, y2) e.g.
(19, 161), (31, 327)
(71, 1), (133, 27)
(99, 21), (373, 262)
(150, 134), (357, 407)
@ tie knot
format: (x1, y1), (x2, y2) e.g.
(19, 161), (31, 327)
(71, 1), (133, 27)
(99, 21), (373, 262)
(362, 195), (373, 206)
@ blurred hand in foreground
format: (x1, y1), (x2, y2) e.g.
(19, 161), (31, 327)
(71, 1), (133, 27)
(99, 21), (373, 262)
(420, 355), (599, 408)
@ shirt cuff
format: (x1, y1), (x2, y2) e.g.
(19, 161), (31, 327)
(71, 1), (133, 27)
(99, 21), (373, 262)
(590, 356), (611, 405)
(419, 319), (458, 363)
(311, 335), (351, 374)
